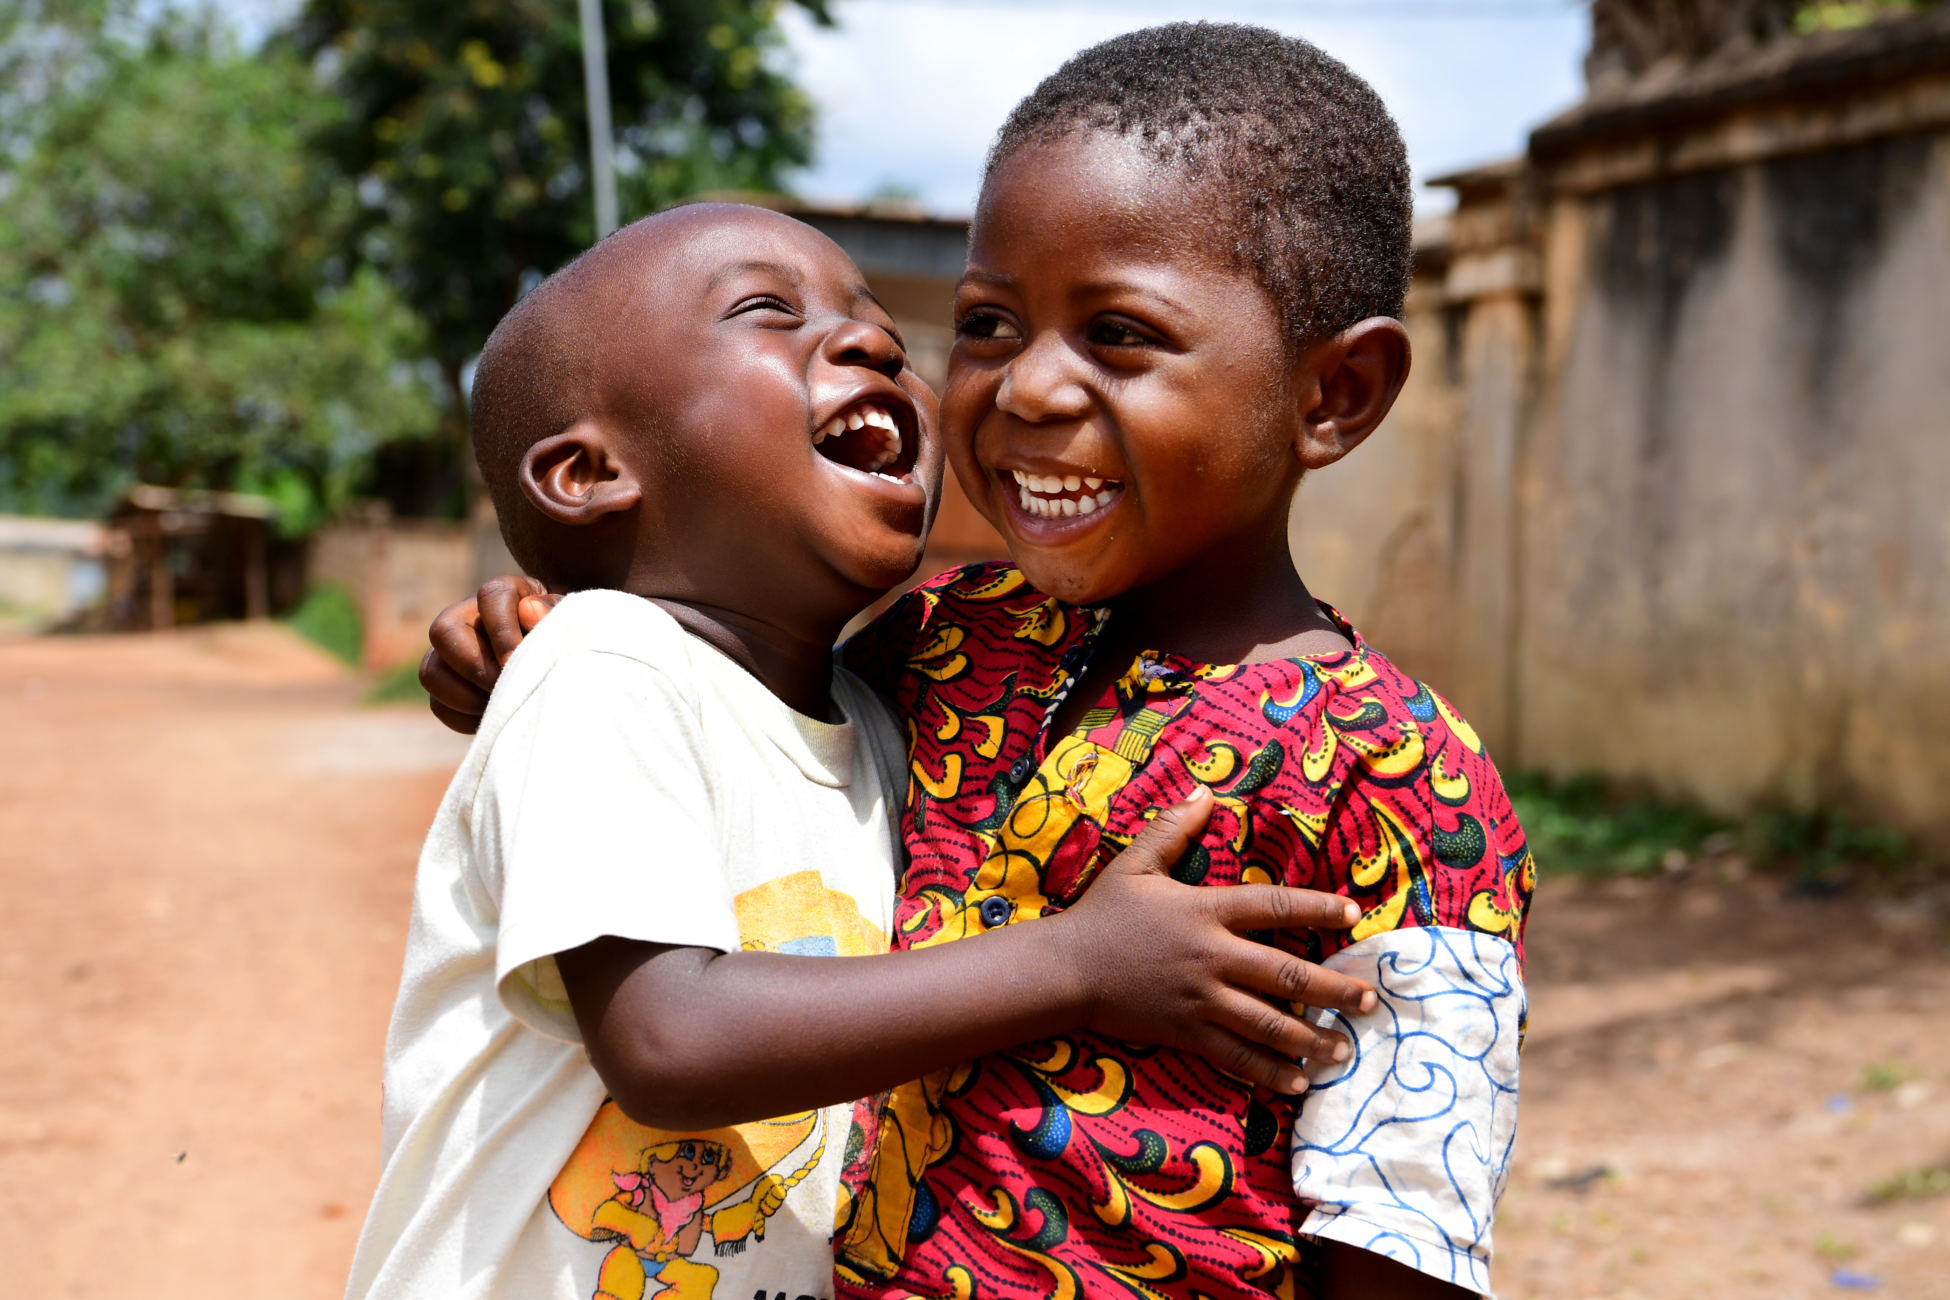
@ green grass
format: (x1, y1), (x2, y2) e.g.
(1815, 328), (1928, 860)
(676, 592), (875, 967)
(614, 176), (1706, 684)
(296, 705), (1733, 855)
(1860, 1060), (1923, 1093)
(1864, 1163), (1950, 1205)
(1505, 772), (1724, 876)
(285, 583), (363, 667)
(365, 656), (427, 705)
(1505, 771), (1921, 884)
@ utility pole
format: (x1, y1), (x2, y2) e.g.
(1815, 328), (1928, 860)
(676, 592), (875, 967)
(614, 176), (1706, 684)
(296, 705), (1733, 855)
(577, 0), (619, 238)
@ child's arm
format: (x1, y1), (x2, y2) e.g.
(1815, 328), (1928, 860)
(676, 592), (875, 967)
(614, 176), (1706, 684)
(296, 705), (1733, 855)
(1320, 1244), (1477, 1298)
(559, 787), (1374, 1131)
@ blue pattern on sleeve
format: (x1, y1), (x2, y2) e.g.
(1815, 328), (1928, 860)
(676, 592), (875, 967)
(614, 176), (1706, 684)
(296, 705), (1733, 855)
(1292, 927), (1525, 1297)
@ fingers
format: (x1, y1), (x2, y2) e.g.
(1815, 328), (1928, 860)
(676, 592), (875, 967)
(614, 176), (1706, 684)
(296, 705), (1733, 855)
(478, 575), (546, 665)
(428, 597), (501, 693)
(1207, 883), (1362, 934)
(517, 592), (560, 632)
(420, 647), (492, 728)
(428, 696), (483, 736)
(1179, 1022), (1313, 1095)
(1220, 943), (1376, 1015)
(1101, 787), (1213, 878)
(1205, 989), (1355, 1073)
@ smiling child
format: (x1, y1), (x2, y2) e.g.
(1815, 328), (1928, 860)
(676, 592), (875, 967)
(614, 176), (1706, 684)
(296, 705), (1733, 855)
(352, 200), (1379, 1300)
(815, 28), (1531, 1299)
(425, 23), (1534, 1299)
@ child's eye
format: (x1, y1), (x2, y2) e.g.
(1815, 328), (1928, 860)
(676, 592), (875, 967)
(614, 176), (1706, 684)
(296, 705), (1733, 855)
(1088, 319), (1153, 348)
(729, 294), (797, 319)
(955, 310), (1021, 342)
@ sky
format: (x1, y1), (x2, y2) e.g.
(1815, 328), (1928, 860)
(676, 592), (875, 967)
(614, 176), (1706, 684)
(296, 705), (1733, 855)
(219, 0), (1591, 216)
(775, 0), (1591, 215)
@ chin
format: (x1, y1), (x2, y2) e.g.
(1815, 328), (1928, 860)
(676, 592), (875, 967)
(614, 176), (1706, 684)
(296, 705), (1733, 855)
(1009, 548), (1120, 607)
(838, 536), (928, 597)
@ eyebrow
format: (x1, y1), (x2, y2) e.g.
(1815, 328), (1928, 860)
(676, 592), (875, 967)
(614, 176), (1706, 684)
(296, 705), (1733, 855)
(959, 267), (1193, 315)
(704, 259), (807, 292)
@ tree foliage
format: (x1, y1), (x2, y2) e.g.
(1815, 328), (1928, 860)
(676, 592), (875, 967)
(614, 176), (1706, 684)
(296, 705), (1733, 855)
(286, 0), (834, 395)
(0, 0), (837, 529)
(0, 7), (443, 530)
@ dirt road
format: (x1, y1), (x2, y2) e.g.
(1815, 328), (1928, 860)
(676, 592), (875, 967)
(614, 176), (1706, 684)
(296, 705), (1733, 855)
(1, 626), (1944, 1298)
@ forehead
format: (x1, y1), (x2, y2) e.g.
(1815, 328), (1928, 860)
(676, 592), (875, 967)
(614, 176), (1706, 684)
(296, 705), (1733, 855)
(622, 207), (868, 302)
(969, 131), (1235, 275)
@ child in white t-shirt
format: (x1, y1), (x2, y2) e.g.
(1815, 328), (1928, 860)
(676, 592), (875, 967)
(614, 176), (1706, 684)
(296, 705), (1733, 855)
(348, 203), (1377, 1300)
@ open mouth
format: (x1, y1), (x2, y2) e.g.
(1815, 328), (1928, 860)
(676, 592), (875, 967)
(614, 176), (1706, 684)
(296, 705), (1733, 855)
(813, 398), (919, 482)
(1009, 469), (1122, 519)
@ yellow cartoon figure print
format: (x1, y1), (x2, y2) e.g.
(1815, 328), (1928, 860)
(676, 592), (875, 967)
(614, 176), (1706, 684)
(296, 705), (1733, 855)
(548, 871), (884, 1299)
(551, 1107), (827, 1299)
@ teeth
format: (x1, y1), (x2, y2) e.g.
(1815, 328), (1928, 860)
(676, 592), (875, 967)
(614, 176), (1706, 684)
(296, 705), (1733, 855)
(846, 411), (865, 431)
(1010, 471), (1122, 519)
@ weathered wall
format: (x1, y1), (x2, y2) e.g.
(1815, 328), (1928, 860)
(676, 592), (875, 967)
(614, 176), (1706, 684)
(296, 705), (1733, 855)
(312, 517), (476, 668)
(1521, 129), (1950, 834)
(0, 515), (109, 629)
(1295, 13), (1950, 843)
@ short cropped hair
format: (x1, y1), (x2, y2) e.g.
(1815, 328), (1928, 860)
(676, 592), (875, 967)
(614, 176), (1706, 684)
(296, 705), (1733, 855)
(468, 249), (604, 587)
(985, 22), (1413, 348)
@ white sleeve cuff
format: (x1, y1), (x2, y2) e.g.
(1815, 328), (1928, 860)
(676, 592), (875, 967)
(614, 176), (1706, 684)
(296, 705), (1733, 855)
(1292, 926), (1525, 1297)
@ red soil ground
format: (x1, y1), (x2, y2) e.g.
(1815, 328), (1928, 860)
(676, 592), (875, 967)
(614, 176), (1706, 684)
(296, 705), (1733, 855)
(1, 625), (1944, 1298)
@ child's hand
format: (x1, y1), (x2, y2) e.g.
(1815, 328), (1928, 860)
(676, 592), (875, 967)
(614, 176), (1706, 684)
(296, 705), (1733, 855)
(1051, 787), (1375, 1094)
(419, 574), (559, 733)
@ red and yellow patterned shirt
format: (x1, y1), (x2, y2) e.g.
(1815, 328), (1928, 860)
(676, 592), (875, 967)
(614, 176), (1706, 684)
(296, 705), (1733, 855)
(834, 563), (1533, 1299)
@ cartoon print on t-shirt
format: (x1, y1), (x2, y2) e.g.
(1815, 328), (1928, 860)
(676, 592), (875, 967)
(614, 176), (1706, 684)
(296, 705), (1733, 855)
(548, 871), (888, 1299)
(551, 1105), (827, 1299)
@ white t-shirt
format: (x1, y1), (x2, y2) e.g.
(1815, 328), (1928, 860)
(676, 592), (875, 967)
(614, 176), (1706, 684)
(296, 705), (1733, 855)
(347, 589), (905, 1300)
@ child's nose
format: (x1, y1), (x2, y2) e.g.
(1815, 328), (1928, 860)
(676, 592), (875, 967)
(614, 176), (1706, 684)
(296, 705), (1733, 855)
(823, 318), (904, 380)
(996, 332), (1088, 423)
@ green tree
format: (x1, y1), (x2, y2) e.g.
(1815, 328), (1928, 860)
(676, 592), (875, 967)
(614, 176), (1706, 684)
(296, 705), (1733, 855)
(286, 0), (834, 456)
(0, 6), (443, 531)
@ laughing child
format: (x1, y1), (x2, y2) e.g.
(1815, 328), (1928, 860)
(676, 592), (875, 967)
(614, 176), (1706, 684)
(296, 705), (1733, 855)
(427, 23), (1534, 1298)
(352, 201), (1380, 1300)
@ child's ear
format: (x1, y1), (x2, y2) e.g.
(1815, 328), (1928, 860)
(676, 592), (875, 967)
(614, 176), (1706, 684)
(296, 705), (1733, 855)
(1294, 317), (1412, 471)
(518, 421), (643, 525)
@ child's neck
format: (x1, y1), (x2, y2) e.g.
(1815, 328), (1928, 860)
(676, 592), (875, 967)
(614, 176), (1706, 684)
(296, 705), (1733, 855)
(1103, 523), (1348, 667)
(648, 597), (844, 722)
(1041, 527), (1347, 744)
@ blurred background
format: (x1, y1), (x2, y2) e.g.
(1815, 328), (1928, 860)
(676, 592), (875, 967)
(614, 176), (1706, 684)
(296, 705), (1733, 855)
(1, 1), (1947, 1296)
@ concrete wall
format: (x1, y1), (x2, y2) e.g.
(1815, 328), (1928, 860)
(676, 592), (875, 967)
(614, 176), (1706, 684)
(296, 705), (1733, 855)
(1522, 130), (1950, 834)
(312, 517), (476, 668)
(1294, 13), (1950, 844)
(0, 515), (109, 629)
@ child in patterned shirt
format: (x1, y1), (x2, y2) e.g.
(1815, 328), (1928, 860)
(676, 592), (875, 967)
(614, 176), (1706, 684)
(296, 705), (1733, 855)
(430, 22), (1532, 1299)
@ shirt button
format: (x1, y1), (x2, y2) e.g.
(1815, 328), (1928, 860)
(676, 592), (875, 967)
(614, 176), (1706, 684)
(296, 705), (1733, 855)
(978, 896), (1015, 928)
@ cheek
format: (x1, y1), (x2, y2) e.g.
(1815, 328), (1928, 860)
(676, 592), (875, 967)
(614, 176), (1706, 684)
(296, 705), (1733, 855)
(937, 393), (996, 514)
(939, 367), (994, 460)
